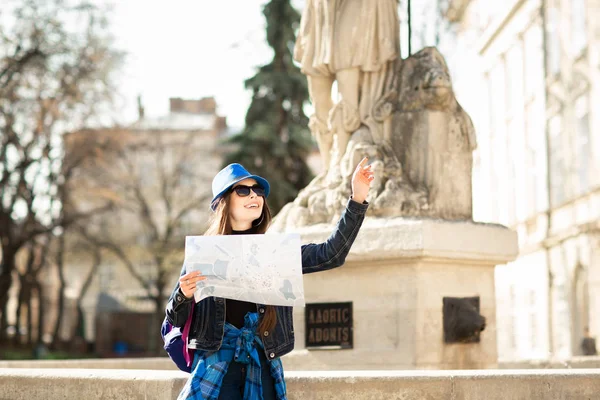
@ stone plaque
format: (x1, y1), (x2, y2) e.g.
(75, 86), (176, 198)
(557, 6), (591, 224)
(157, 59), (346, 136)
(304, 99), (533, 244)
(305, 302), (353, 349)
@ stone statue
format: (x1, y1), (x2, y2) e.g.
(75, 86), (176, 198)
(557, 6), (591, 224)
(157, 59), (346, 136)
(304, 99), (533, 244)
(293, 0), (400, 173)
(272, 13), (477, 230)
(394, 47), (477, 220)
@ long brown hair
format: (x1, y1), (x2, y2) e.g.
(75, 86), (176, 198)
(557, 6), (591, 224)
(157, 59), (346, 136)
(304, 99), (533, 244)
(205, 192), (277, 334)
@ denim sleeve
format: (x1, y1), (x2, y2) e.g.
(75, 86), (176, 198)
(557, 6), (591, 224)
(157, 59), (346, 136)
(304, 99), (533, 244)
(165, 263), (194, 327)
(301, 197), (368, 274)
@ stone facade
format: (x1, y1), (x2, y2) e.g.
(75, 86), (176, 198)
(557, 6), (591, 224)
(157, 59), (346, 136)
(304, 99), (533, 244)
(432, 0), (600, 362)
(274, 47), (479, 231)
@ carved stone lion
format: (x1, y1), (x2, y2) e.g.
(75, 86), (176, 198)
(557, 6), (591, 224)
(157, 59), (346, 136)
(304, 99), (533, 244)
(394, 47), (477, 220)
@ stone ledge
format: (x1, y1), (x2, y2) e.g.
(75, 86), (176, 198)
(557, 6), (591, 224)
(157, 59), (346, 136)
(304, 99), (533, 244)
(499, 356), (600, 369)
(4, 355), (598, 371)
(0, 368), (187, 400)
(0, 357), (177, 370)
(286, 369), (600, 399)
(1, 368), (599, 400)
(297, 217), (518, 264)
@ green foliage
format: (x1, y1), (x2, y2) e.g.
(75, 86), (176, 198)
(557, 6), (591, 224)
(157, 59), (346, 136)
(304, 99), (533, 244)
(223, 0), (314, 214)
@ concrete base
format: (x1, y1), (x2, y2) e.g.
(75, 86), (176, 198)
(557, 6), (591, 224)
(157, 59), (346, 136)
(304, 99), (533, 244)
(499, 356), (600, 369)
(0, 357), (178, 370)
(0, 368), (187, 400)
(4, 355), (600, 370)
(1, 369), (599, 400)
(286, 217), (518, 370)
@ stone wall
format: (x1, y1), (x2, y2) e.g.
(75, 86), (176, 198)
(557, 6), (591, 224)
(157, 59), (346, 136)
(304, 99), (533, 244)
(498, 356), (600, 370)
(1, 368), (599, 400)
(3, 356), (599, 371)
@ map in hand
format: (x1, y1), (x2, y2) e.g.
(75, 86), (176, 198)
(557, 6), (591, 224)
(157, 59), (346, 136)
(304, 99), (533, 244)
(184, 233), (304, 307)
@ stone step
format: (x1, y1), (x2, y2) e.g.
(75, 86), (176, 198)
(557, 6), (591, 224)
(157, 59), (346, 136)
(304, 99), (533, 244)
(0, 357), (177, 370)
(1, 368), (599, 399)
(2, 355), (600, 370)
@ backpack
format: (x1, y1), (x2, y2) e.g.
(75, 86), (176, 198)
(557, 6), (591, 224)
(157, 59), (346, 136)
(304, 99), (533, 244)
(161, 302), (195, 373)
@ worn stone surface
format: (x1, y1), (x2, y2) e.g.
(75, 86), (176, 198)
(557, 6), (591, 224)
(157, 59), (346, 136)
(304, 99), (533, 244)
(287, 370), (600, 399)
(274, 46), (478, 230)
(295, 216), (518, 263)
(2, 368), (600, 400)
(0, 357), (178, 370)
(279, 218), (517, 371)
(499, 355), (600, 369)
(395, 47), (477, 221)
(294, 0), (400, 170)
(9, 355), (600, 371)
(0, 368), (187, 400)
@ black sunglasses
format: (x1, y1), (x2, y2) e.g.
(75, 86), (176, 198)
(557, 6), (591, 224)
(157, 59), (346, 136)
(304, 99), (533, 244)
(231, 184), (265, 197)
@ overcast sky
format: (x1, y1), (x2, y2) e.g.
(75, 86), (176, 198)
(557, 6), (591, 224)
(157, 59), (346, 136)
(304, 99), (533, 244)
(110, 1), (292, 130)
(108, 1), (436, 131)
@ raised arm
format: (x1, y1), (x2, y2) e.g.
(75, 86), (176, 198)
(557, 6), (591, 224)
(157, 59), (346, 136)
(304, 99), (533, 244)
(301, 157), (374, 274)
(301, 197), (368, 273)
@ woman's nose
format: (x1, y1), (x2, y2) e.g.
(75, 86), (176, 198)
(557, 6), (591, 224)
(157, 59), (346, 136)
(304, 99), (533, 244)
(249, 190), (257, 199)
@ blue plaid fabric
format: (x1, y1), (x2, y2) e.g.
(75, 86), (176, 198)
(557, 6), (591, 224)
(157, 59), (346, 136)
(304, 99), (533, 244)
(177, 312), (287, 400)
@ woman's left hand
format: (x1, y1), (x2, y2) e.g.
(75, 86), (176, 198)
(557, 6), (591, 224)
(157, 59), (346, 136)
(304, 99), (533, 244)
(351, 157), (375, 204)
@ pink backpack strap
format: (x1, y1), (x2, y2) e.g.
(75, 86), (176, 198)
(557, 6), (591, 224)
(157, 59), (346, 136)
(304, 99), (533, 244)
(182, 301), (195, 367)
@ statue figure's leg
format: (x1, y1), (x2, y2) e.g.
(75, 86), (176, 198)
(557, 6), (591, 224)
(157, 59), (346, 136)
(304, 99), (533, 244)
(308, 116), (332, 176)
(330, 67), (360, 163)
(307, 75), (335, 173)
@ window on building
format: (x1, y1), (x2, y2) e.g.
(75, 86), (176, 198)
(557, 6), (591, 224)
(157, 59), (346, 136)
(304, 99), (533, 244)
(507, 117), (520, 224)
(99, 263), (115, 291)
(509, 285), (518, 353)
(524, 24), (544, 99)
(178, 161), (195, 187)
(522, 23), (548, 216)
(571, 0), (588, 56)
(545, 6), (561, 76)
(138, 156), (155, 187)
(574, 95), (591, 195)
(529, 289), (539, 354)
(506, 43), (526, 224)
(490, 63), (506, 130)
(489, 63), (507, 224)
(506, 44), (524, 117)
(138, 259), (157, 283)
(136, 232), (150, 247)
(525, 97), (548, 214)
(548, 115), (566, 206)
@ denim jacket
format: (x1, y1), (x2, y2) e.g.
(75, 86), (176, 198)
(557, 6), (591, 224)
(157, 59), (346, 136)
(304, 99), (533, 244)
(165, 198), (368, 361)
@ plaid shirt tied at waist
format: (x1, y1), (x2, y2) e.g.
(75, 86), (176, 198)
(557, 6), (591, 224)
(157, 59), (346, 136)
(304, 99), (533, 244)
(178, 312), (287, 400)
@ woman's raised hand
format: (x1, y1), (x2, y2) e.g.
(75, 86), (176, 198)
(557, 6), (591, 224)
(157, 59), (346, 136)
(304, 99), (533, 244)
(179, 271), (206, 299)
(351, 157), (375, 204)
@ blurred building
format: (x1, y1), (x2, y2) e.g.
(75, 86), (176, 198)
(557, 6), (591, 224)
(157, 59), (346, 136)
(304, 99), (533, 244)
(429, 0), (599, 361)
(50, 97), (227, 354)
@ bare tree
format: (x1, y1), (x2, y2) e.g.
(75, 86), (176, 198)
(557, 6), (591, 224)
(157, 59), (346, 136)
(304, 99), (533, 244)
(67, 242), (102, 345)
(71, 128), (213, 353)
(13, 238), (49, 346)
(49, 229), (102, 349)
(0, 0), (122, 342)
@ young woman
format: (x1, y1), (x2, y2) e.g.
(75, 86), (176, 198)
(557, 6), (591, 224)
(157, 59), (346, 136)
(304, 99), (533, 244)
(166, 158), (374, 400)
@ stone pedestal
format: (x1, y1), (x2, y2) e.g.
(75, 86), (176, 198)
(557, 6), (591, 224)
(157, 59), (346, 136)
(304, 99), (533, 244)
(282, 217), (518, 371)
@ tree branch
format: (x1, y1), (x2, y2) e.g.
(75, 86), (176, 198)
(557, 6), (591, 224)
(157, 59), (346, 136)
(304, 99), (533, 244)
(76, 225), (152, 293)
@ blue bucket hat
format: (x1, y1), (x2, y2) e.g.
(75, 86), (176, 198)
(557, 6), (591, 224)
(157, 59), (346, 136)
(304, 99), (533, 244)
(210, 163), (270, 211)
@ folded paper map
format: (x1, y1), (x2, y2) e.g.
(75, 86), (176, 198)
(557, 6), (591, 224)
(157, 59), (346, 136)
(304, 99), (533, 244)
(184, 233), (305, 307)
